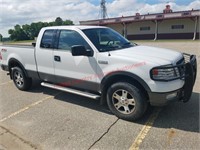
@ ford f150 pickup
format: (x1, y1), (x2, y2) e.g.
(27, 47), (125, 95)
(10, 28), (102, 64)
(0, 26), (197, 121)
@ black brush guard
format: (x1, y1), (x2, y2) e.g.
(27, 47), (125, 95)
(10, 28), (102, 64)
(150, 53), (197, 103)
(182, 53), (197, 102)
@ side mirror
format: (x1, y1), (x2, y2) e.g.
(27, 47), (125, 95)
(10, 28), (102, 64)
(32, 42), (36, 47)
(71, 45), (93, 57)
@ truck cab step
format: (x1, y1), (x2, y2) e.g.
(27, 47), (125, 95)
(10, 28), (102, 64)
(41, 82), (100, 99)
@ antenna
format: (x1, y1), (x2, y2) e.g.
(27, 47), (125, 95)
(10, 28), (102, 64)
(100, 0), (108, 19)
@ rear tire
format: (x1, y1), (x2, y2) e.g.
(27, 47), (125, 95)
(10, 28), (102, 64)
(12, 67), (32, 91)
(107, 82), (147, 121)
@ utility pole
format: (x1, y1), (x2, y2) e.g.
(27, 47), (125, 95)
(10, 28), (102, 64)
(100, 0), (108, 19)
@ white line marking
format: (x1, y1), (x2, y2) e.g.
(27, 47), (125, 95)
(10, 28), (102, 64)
(129, 108), (162, 150)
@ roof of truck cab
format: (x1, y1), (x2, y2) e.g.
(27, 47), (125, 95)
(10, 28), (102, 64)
(42, 25), (107, 30)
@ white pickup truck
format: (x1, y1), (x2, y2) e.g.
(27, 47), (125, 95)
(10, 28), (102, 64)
(0, 26), (197, 121)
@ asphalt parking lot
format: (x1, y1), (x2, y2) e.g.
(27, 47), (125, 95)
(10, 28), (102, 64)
(0, 41), (199, 150)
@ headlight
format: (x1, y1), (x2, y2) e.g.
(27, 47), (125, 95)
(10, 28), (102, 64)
(150, 65), (181, 81)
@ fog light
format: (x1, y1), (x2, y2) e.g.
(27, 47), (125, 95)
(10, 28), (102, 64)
(166, 92), (177, 100)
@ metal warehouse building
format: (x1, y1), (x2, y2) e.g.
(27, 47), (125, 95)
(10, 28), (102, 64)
(80, 5), (200, 40)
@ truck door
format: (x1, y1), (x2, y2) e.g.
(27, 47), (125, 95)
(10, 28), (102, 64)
(35, 29), (56, 82)
(53, 29), (98, 92)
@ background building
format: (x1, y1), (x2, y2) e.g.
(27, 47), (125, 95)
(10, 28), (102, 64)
(80, 5), (200, 40)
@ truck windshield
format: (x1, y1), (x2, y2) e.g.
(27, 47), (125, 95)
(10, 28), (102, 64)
(82, 28), (135, 52)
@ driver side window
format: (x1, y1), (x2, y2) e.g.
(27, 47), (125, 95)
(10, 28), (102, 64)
(58, 30), (91, 51)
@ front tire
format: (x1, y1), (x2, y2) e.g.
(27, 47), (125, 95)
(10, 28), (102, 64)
(12, 67), (32, 91)
(107, 82), (147, 121)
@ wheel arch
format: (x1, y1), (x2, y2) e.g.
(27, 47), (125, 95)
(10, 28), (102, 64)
(100, 71), (151, 105)
(8, 58), (28, 79)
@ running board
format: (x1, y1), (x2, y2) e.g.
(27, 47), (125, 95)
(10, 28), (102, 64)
(41, 82), (100, 99)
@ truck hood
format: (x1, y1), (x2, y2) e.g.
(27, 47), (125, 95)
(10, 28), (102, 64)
(110, 45), (183, 65)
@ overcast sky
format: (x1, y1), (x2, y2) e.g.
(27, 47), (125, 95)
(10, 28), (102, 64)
(0, 0), (199, 37)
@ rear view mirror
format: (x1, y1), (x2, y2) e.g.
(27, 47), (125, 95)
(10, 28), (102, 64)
(71, 45), (93, 57)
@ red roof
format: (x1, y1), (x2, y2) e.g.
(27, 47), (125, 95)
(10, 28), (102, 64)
(80, 10), (200, 25)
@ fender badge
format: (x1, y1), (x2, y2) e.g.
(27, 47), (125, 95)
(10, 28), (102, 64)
(98, 60), (108, 64)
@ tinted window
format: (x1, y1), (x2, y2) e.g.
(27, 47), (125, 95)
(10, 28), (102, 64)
(140, 26), (150, 31)
(182, 12), (191, 16)
(40, 30), (54, 48)
(83, 28), (134, 52)
(171, 25), (184, 29)
(58, 30), (91, 51)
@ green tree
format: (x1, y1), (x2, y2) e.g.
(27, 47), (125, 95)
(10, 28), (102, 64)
(8, 29), (16, 40)
(8, 17), (74, 41)
(30, 23), (39, 39)
(55, 17), (63, 26)
(63, 20), (74, 25)
(22, 24), (32, 39)
(30, 22), (49, 39)
(8, 25), (29, 41)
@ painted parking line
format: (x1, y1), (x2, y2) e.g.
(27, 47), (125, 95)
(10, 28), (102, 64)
(0, 80), (12, 86)
(0, 92), (62, 123)
(129, 108), (162, 150)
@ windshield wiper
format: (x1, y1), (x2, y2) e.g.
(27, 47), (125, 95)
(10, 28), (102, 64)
(122, 42), (133, 48)
(100, 46), (120, 52)
(123, 42), (131, 45)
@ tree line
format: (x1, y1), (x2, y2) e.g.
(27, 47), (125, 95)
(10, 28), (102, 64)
(5, 17), (73, 41)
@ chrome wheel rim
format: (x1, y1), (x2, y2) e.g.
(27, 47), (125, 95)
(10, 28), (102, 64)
(14, 71), (24, 87)
(112, 89), (135, 114)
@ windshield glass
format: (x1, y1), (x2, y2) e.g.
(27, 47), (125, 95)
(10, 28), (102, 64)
(82, 28), (135, 52)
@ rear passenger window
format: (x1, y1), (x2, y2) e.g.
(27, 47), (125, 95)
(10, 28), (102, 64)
(40, 30), (54, 48)
(58, 30), (91, 51)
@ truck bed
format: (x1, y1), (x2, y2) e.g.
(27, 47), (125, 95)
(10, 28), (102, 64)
(1, 44), (34, 48)
(0, 44), (37, 73)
